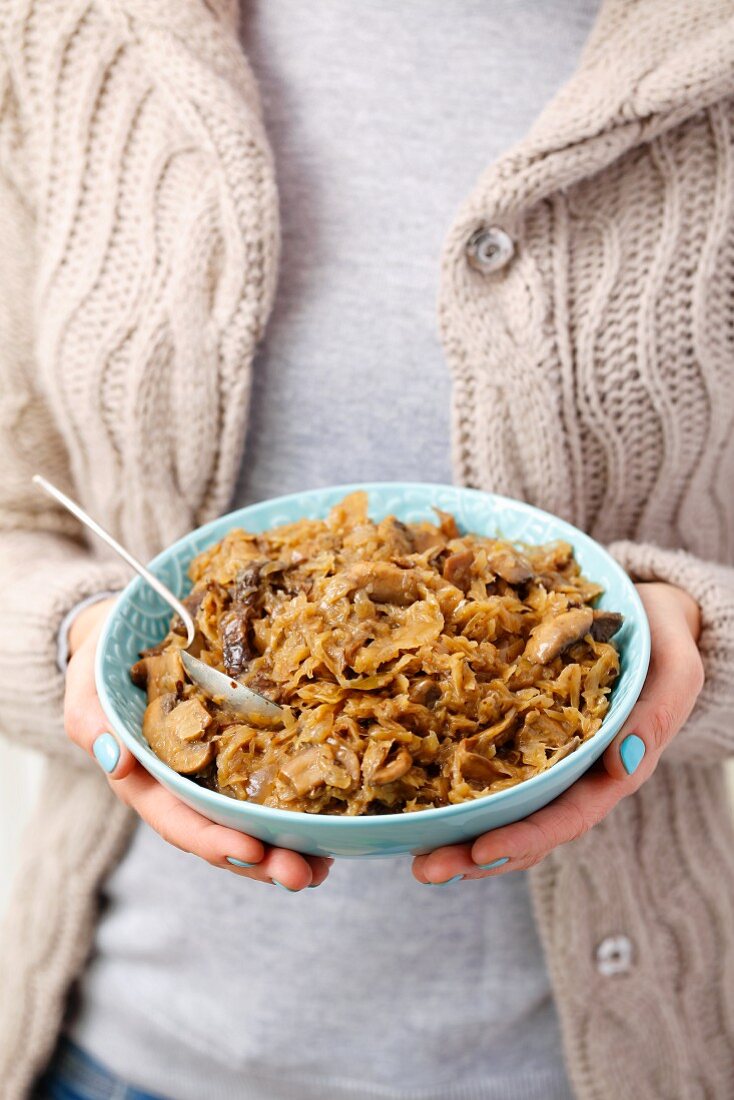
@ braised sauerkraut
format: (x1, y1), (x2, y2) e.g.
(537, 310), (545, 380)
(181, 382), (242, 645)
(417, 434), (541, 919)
(131, 493), (623, 814)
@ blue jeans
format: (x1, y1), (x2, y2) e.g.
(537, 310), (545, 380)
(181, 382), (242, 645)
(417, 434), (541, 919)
(36, 1037), (167, 1100)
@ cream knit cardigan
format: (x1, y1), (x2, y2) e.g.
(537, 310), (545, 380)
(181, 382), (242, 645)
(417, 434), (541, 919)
(1, 2), (734, 1098)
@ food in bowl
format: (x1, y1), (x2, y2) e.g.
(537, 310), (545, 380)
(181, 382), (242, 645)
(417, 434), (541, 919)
(130, 492), (622, 816)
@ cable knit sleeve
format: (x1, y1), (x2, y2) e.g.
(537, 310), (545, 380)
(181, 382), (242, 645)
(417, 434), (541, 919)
(0, 0), (278, 763)
(608, 541), (734, 765)
(0, 40), (134, 760)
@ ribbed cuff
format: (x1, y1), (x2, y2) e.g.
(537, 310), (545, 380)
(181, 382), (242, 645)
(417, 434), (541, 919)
(0, 531), (132, 759)
(608, 539), (734, 761)
(55, 591), (122, 674)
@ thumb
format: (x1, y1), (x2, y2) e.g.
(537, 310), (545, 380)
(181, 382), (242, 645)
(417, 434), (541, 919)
(64, 628), (138, 780)
(602, 629), (703, 785)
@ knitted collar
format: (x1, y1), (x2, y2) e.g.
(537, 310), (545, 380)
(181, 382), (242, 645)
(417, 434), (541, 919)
(453, 0), (734, 225)
(112, 0), (734, 222)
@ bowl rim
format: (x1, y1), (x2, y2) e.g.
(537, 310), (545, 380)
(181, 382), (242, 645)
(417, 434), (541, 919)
(96, 481), (651, 829)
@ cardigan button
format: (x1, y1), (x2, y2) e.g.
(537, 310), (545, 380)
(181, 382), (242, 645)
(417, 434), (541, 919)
(595, 934), (634, 977)
(465, 225), (515, 273)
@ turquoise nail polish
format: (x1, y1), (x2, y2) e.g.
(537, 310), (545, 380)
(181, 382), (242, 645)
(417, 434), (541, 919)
(620, 734), (646, 775)
(92, 732), (120, 774)
(226, 857), (257, 868)
(272, 879), (299, 892)
(424, 874), (464, 886)
(477, 856), (510, 871)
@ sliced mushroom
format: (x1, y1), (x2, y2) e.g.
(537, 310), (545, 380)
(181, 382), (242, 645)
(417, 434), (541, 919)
(221, 606), (256, 677)
(362, 741), (413, 785)
(333, 561), (420, 606)
(590, 610), (624, 643)
(167, 697), (212, 742)
(142, 693), (214, 775)
(442, 549), (474, 592)
(130, 649), (184, 699)
(524, 607), (594, 664)
(486, 543), (534, 585)
(409, 678), (442, 708)
(218, 562), (270, 675)
(454, 743), (511, 783)
(279, 747), (324, 796)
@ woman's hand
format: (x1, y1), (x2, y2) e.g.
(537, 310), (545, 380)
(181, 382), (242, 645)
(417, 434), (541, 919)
(65, 598), (332, 892)
(412, 583), (703, 886)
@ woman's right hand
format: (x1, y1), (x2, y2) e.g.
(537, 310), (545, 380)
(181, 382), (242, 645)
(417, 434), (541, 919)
(64, 598), (333, 891)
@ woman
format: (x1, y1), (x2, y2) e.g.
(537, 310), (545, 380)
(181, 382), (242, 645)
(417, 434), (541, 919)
(1, 1), (733, 1098)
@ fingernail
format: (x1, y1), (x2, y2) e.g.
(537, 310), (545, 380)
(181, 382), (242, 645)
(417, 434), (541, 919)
(226, 857), (257, 868)
(620, 734), (646, 775)
(423, 874), (464, 886)
(92, 733), (120, 774)
(307, 884), (320, 889)
(272, 879), (299, 892)
(476, 857), (510, 871)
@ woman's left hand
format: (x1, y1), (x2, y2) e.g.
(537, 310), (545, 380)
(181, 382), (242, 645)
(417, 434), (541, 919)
(412, 583), (704, 885)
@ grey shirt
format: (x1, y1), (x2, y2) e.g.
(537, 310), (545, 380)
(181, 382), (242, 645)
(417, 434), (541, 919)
(71, 4), (599, 1098)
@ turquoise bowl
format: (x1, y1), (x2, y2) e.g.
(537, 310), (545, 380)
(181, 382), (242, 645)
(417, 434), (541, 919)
(96, 483), (650, 858)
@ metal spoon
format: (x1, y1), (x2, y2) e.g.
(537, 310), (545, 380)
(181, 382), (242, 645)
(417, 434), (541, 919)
(33, 475), (283, 721)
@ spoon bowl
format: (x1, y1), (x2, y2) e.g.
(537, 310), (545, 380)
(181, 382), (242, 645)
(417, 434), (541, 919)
(32, 474), (283, 722)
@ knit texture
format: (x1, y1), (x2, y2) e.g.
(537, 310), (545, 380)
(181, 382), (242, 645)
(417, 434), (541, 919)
(0, 1), (733, 1098)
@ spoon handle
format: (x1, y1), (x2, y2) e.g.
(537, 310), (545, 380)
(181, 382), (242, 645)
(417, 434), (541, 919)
(32, 474), (196, 646)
